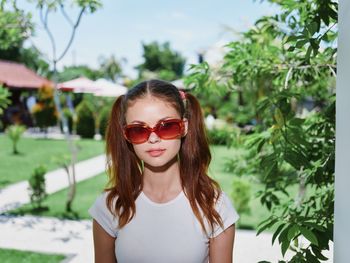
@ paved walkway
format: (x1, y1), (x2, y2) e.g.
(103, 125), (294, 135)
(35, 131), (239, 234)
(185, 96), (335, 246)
(0, 155), (106, 214)
(0, 154), (333, 262)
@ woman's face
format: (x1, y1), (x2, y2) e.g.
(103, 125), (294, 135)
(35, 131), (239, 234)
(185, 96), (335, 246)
(125, 95), (188, 168)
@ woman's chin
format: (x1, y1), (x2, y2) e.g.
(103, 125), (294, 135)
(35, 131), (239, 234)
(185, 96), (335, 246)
(143, 155), (178, 171)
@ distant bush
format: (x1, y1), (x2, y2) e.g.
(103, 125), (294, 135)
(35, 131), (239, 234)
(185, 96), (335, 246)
(28, 165), (47, 209)
(31, 86), (58, 131)
(76, 100), (95, 138)
(98, 106), (111, 138)
(6, 124), (26, 154)
(231, 178), (251, 228)
(206, 126), (242, 147)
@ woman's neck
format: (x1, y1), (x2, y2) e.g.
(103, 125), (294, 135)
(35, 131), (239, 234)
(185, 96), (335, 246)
(142, 155), (182, 197)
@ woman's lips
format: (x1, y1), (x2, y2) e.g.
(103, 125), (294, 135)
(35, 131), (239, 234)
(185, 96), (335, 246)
(147, 149), (166, 157)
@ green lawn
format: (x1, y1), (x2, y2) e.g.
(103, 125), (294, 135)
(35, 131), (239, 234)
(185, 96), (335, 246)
(0, 248), (66, 263)
(9, 172), (108, 219)
(6, 145), (270, 230)
(210, 146), (270, 230)
(0, 135), (104, 188)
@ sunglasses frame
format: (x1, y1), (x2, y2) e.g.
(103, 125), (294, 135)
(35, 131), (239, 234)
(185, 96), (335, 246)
(123, 118), (186, 144)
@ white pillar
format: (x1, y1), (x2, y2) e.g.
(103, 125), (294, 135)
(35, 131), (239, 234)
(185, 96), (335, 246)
(334, 1), (350, 262)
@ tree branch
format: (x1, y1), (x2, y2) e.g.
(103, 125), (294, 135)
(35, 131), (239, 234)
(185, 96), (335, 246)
(40, 5), (56, 62)
(56, 7), (86, 62)
(59, 3), (74, 27)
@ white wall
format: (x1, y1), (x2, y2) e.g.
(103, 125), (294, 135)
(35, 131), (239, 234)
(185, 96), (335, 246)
(334, 1), (350, 262)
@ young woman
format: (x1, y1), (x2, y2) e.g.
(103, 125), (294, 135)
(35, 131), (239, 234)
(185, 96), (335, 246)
(89, 79), (239, 263)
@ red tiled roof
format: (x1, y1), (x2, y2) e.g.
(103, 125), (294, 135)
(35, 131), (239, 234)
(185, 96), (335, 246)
(0, 60), (52, 89)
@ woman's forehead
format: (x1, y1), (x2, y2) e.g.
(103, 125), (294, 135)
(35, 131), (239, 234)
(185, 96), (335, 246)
(125, 96), (180, 124)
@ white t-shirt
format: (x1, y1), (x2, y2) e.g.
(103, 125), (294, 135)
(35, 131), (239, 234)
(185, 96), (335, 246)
(89, 190), (239, 263)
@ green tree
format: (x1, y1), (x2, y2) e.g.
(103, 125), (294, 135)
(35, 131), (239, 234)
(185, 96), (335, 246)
(137, 41), (186, 81)
(6, 124), (26, 154)
(0, 85), (10, 114)
(29, 0), (102, 212)
(31, 85), (58, 132)
(19, 46), (51, 77)
(0, 85), (10, 131)
(0, 2), (51, 76)
(98, 55), (124, 82)
(185, 0), (337, 261)
(52, 154), (78, 214)
(28, 165), (47, 209)
(76, 100), (95, 138)
(57, 64), (104, 82)
(0, 1), (33, 61)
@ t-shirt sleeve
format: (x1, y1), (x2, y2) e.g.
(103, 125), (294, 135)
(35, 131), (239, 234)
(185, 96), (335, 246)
(88, 192), (119, 238)
(211, 191), (239, 238)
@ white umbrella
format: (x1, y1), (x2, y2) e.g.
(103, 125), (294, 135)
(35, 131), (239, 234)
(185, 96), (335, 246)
(93, 78), (127, 97)
(58, 77), (100, 93)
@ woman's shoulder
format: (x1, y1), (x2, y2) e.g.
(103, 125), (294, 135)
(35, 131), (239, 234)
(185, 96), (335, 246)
(210, 189), (240, 238)
(90, 190), (119, 214)
(88, 190), (120, 237)
(214, 189), (229, 206)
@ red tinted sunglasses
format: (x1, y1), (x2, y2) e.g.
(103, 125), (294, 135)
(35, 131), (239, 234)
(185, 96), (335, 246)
(123, 119), (185, 144)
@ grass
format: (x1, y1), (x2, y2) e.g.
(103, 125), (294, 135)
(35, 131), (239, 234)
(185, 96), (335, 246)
(0, 248), (66, 263)
(6, 144), (270, 230)
(9, 172), (108, 219)
(0, 135), (104, 188)
(210, 145), (270, 230)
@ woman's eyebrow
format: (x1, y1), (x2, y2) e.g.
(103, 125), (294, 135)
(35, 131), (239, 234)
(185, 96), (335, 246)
(130, 116), (174, 124)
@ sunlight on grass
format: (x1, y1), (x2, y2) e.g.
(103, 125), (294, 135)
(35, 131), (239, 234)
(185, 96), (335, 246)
(0, 135), (104, 187)
(0, 248), (66, 263)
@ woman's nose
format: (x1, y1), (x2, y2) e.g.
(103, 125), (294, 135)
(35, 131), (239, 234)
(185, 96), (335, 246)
(148, 131), (160, 143)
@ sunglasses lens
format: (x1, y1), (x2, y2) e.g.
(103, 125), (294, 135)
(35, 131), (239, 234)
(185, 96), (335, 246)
(124, 119), (183, 144)
(157, 121), (182, 139)
(125, 126), (149, 144)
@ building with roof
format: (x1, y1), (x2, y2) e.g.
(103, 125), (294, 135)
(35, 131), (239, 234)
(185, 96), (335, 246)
(0, 60), (53, 128)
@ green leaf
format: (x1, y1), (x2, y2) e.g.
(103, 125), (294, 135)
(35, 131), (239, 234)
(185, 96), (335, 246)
(287, 225), (299, 241)
(307, 22), (319, 36)
(257, 139), (266, 152)
(305, 250), (319, 263)
(299, 227), (319, 246)
(272, 224), (285, 245)
(285, 35), (300, 43)
(288, 118), (305, 126)
(257, 218), (278, 236)
(295, 39), (309, 49)
(274, 108), (284, 127)
(278, 225), (291, 244)
(303, 222), (325, 232)
(281, 239), (290, 257)
(311, 246), (329, 261)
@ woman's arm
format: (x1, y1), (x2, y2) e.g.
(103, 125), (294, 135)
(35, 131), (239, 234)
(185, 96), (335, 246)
(92, 219), (117, 263)
(209, 224), (236, 263)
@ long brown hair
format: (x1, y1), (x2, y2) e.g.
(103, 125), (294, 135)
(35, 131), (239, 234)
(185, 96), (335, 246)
(105, 79), (223, 235)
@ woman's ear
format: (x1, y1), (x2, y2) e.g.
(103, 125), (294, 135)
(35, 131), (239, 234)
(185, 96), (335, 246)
(182, 118), (188, 137)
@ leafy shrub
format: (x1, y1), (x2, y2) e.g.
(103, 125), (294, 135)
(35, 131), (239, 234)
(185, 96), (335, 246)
(231, 178), (251, 227)
(98, 106), (110, 138)
(31, 86), (57, 131)
(206, 127), (242, 147)
(28, 165), (47, 209)
(76, 100), (95, 138)
(0, 85), (10, 115)
(6, 124), (26, 154)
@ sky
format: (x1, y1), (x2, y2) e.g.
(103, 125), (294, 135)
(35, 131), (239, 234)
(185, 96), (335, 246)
(18, 0), (278, 79)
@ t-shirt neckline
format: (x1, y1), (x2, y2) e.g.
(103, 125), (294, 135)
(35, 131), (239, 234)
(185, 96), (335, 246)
(140, 190), (184, 207)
